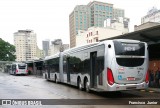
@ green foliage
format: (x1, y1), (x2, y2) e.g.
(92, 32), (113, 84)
(0, 38), (16, 61)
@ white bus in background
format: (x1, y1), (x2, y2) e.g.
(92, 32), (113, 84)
(9, 63), (28, 75)
(44, 39), (149, 92)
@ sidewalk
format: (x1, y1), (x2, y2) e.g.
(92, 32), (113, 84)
(146, 87), (160, 93)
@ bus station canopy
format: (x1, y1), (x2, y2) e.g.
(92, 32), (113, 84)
(101, 25), (160, 45)
(101, 25), (160, 59)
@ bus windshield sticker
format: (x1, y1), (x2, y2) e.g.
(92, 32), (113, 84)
(137, 67), (144, 70)
(119, 67), (124, 71)
(118, 71), (125, 74)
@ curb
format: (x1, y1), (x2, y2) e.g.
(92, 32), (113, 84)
(146, 87), (160, 93)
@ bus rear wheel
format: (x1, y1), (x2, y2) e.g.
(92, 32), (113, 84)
(14, 72), (16, 76)
(45, 74), (47, 79)
(78, 79), (83, 90)
(85, 79), (90, 92)
(55, 75), (58, 83)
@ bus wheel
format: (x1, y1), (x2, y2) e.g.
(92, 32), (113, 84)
(85, 79), (90, 92)
(78, 79), (83, 90)
(55, 75), (58, 83)
(45, 74), (47, 79)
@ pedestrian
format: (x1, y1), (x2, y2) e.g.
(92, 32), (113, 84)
(149, 70), (154, 87)
(158, 68), (160, 88)
(155, 67), (160, 88)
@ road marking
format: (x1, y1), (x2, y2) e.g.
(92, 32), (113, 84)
(140, 90), (145, 92)
(149, 90), (155, 93)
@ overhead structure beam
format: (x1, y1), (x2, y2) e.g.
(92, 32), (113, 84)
(139, 33), (158, 42)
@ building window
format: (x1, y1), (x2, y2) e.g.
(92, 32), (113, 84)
(106, 6), (109, 11)
(99, 5), (101, 10)
(96, 5), (98, 10)
(91, 39), (92, 43)
(96, 38), (99, 42)
(102, 6), (104, 10)
(91, 32), (92, 36)
(87, 34), (88, 37)
(96, 31), (98, 35)
(110, 7), (113, 12)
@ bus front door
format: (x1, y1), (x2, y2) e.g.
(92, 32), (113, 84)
(90, 52), (97, 88)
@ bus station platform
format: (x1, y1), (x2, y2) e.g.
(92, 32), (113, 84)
(139, 87), (160, 93)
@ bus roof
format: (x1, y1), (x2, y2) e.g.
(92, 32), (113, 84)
(44, 52), (60, 60)
(44, 39), (146, 60)
(12, 62), (26, 65)
(63, 42), (99, 53)
(113, 39), (141, 43)
(63, 39), (145, 54)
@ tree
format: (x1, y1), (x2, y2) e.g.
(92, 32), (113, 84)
(0, 38), (16, 61)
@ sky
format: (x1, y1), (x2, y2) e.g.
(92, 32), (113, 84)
(0, 0), (160, 49)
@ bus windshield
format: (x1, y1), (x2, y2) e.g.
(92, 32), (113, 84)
(113, 41), (145, 67)
(18, 64), (26, 69)
(114, 41), (145, 56)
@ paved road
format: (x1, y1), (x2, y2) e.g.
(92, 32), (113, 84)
(0, 72), (160, 108)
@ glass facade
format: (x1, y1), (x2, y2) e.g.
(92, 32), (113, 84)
(70, 1), (125, 47)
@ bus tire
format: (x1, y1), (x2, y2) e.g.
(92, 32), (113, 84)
(45, 74), (47, 79)
(78, 78), (83, 90)
(85, 79), (90, 92)
(55, 75), (58, 83)
(14, 72), (16, 76)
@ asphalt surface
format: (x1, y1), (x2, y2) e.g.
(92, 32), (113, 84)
(0, 72), (160, 108)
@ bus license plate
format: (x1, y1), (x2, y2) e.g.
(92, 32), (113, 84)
(127, 77), (135, 81)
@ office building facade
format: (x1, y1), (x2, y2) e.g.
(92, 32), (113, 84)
(69, 1), (126, 48)
(14, 30), (37, 62)
(42, 39), (50, 57)
(69, 5), (90, 48)
(113, 8), (124, 18)
(49, 39), (69, 55)
(76, 26), (127, 46)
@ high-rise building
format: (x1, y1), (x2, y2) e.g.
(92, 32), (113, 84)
(141, 7), (160, 24)
(36, 46), (44, 59)
(87, 1), (113, 27)
(42, 39), (50, 57)
(104, 17), (129, 31)
(69, 1), (126, 48)
(14, 30), (37, 62)
(69, 5), (90, 48)
(49, 39), (69, 55)
(113, 8), (124, 19)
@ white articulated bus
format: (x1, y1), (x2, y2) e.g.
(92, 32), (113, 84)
(43, 39), (149, 92)
(43, 53), (61, 83)
(9, 63), (28, 75)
